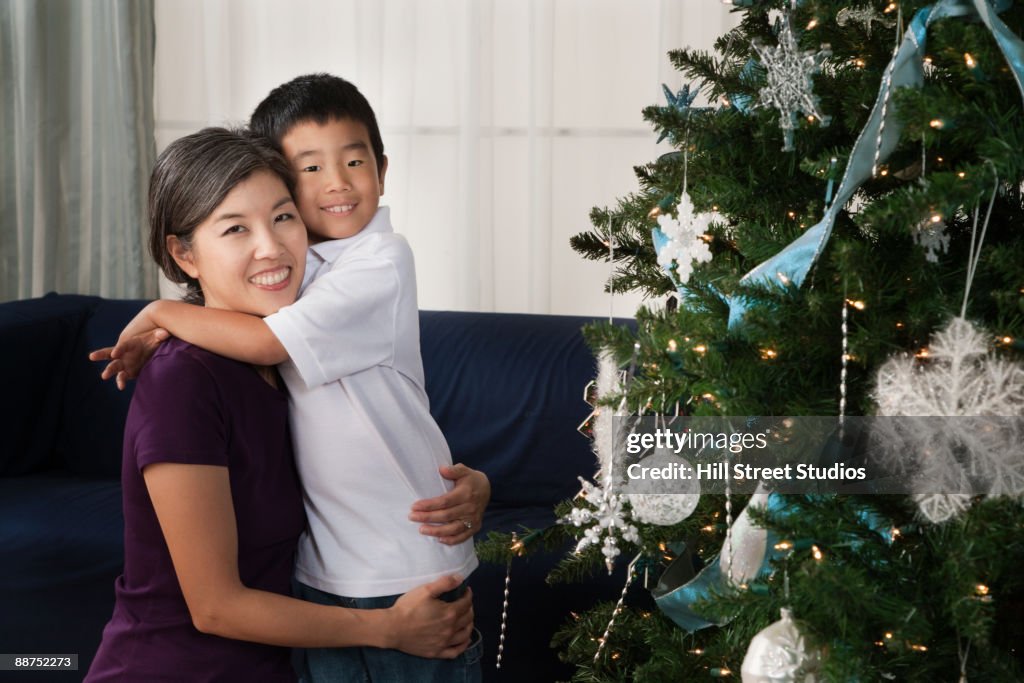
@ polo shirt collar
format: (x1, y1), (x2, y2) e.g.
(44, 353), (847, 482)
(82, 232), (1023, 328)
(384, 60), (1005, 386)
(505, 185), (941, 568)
(308, 206), (392, 264)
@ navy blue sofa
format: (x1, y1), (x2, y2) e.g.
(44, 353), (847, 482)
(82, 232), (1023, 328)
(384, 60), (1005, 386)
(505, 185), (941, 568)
(0, 293), (628, 682)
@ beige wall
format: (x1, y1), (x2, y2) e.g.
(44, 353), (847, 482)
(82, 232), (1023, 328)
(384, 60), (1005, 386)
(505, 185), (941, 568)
(154, 0), (737, 315)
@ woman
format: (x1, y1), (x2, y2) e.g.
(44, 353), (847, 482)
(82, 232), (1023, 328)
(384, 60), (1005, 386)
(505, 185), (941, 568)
(85, 128), (487, 681)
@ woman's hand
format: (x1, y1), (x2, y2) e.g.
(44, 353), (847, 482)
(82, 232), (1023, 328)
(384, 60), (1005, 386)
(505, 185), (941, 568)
(409, 464), (490, 545)
(386, 574), (474, 658)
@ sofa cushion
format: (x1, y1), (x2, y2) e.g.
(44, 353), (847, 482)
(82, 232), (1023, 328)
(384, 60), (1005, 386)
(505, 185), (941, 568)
(55, 298), (148, 478)
(0, 294), (93, 475)
(0, 475), (124, 679)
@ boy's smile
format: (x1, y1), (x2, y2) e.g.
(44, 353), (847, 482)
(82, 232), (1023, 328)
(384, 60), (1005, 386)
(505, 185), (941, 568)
(281, 117), (388, 242)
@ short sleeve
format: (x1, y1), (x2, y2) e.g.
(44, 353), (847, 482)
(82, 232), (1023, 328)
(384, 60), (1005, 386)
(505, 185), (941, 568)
(128, 345), (228, 472)
(264, 253), (401, 389)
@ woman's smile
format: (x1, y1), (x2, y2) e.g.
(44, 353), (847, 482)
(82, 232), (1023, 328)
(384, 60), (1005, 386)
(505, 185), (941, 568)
(249, 266), (293, 289)
(174, 170), (308, 317)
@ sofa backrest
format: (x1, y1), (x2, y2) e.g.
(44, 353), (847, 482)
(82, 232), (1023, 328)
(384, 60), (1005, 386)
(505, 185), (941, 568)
(0, 294), (94, 475)
(419, 310), (618, 508)
(55, 298), (148, 477)
(3, 295), (623, 508)
(0, 293), (146, 478)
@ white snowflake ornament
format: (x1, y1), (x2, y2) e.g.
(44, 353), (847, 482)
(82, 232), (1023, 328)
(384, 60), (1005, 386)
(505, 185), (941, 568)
(751, 13), (832, 151)
(654, 192), (714, 288)
(873, 317), (1024, 523)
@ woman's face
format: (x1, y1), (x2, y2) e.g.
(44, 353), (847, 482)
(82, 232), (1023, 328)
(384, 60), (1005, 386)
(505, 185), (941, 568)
(170, 170), (307, 316)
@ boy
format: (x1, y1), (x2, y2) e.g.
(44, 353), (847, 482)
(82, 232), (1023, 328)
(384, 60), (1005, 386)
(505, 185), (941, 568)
(102, 74), (482, 682)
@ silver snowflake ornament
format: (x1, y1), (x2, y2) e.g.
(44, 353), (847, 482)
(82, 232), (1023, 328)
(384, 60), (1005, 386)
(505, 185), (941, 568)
(836, 5), (896, 38)
(912, 215), (950, 263)
(751, 13), (832, 151)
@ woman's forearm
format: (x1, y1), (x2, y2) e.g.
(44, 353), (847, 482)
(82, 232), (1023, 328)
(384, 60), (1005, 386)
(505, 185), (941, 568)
(191, 585), (393, 649)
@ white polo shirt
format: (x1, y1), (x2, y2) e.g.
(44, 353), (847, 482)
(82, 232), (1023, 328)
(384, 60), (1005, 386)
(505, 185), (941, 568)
(265, 207), (477, 597)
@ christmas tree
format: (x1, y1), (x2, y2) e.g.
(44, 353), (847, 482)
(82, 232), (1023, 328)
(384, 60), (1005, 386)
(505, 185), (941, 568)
(479, 0), (1024, 680)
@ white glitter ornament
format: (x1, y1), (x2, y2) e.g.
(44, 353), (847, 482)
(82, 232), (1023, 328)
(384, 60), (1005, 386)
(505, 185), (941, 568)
(873, 317), (1024, 523)
(741, 608), (820, 683)
(655, 192), (714, 287)
(591, 350), (628, 478)
(751, 12), (832, 151)
(720, 491), (771, 585)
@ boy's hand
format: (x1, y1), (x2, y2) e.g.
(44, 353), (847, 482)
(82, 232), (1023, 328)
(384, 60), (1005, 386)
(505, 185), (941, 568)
(386, 574), (473, 658)
(409, 464), (490, 545)
(90, 305), (169, 390)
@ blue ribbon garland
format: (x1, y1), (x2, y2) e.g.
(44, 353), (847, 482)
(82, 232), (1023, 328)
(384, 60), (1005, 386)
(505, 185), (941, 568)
(725, 0), (1024, 329)
(654, 493), (788, 632)
(654, 492), (891, 632)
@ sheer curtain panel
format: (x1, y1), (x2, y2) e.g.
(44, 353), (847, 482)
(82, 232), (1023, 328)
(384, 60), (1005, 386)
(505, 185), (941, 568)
(1, 0), (157, 301)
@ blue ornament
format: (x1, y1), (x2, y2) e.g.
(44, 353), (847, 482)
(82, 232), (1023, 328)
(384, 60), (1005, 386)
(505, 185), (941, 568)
(655, 83), (699, 143)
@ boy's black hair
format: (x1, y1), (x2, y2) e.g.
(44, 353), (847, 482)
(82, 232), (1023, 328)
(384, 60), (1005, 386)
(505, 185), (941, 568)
(250, 73), (385, 170)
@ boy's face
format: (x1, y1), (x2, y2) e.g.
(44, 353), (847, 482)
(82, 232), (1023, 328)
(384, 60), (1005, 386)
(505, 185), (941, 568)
(280, 117), (388, 243)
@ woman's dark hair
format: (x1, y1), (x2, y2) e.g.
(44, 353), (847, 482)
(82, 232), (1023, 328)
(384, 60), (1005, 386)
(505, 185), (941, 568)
(149, 127), (295, 304)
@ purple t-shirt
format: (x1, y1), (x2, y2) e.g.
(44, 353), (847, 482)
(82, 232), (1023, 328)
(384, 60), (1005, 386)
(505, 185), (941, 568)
(86, 339), (306, 682)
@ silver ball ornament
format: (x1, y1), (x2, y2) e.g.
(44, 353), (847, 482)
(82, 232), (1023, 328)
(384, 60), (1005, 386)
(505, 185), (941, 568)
(741, 608), (819, 683)
(625, 448), (700, 525)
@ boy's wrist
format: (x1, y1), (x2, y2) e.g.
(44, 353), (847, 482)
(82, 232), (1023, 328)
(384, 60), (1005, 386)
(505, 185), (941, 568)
(148, 299), (170, 325)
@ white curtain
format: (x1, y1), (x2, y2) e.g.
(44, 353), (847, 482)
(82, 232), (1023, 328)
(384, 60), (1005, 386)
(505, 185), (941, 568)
(154, 0), (736, 316)
(1, 0), (157, 301)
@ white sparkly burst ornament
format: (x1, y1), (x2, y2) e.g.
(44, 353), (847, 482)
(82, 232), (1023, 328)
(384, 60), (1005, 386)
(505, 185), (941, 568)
(912, 215), (951, 263)
(873, 317), (1024, 523)
(741, 608), (820, 683)
(751, 12), (832, 151)
(655, 192), (714, 287)
(564, 478), (640, 573)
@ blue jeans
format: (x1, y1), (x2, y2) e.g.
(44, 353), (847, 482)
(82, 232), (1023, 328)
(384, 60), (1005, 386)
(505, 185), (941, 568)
(293, 580), (483, 683)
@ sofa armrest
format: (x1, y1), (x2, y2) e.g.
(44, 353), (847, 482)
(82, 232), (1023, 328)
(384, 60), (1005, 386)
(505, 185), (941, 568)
(0, 294), (98, 475)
